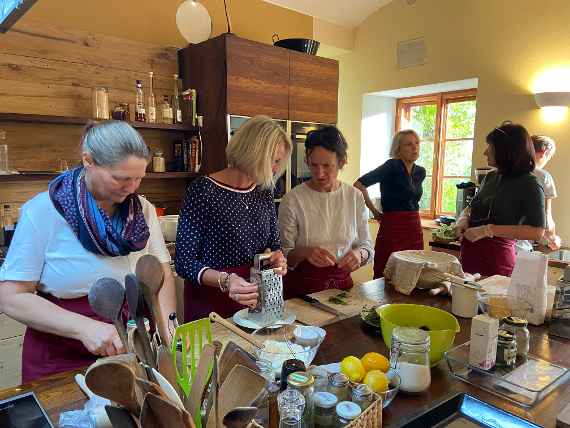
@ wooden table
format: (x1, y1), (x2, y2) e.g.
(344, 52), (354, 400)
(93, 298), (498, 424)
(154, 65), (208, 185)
(1, 278), (570, 427)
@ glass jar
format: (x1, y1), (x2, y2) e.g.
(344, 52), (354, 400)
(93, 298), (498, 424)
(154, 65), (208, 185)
(390, 326), (431, 393)
(335, 401), (361, 427)
(313, 391), (337, 428)
(501, 316), (529, 358)
(0, 130), (8, 173)
(112, 103), (130, 121)
(327, 373), (349, 402)
(255, 359), (277, 427)
(287, 372), (315, 428)
(308, 366), (329, 392)
(278, 389), (305, 428)
(496, 329), (517, 367)
(91, 87), (110, 119)
(350, 384), (374, 411)
(281, 359), (306, 391)
(152, 149), (166, 172)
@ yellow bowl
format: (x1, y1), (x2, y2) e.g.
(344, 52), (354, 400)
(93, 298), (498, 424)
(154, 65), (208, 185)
(376, 304), (460, 366)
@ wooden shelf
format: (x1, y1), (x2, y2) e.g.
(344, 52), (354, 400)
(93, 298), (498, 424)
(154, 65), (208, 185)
(0, 113), (196, 131)
(0, 171), (199, 181)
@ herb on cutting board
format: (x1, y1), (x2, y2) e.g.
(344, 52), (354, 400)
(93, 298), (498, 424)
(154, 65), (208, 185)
(328, 291), (349, 305)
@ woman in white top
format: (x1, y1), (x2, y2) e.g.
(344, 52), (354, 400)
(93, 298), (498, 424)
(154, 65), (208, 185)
(279, 126), (373, 298)
(0, 121), (176, 382)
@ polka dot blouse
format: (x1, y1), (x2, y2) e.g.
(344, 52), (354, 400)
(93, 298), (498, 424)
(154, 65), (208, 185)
(174, 176), (281, 284)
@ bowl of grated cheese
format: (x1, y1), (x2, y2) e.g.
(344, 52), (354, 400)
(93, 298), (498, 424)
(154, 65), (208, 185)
(251, 323), (325, 376)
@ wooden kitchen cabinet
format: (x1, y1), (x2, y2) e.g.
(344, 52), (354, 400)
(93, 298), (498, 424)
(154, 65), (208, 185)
(179, 34), (339, 173)
(289, 51), (339, 124)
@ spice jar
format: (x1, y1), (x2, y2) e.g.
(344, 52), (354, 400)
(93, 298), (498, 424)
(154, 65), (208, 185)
(496, 329), (517, 367)
(287, 371), (315, 428)
(390, 326), (431, 393)
(327, 373), (350, 402)
(335, 401), (361, 427)
(280, 359), (306, 391)
(278, 388), (305, 428)
(152, 149), (166, 172)
(112, 103), (130, 121)
(313, 391), (337, 428)
(351, 384), (374, 411)
(501, 316), (529, 358)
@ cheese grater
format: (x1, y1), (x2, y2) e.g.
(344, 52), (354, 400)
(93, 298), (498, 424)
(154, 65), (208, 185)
(248, 253), (284, 326)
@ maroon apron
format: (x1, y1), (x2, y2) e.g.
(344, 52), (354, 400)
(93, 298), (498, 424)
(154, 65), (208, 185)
(373, 211), (424, 279)
(283, 262), (353, 300)
(460, 236), (516, 277)
(184, 264), (252, 322)
(22, 292), (111, 383)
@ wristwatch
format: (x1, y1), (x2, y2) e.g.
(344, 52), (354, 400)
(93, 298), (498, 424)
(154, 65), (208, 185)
(218, 272), (231, 293)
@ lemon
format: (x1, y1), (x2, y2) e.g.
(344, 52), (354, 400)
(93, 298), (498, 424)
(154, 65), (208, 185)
(364, 370), (389, 393)
(340, 356), (366, 383)
(360, 352), (390, 373)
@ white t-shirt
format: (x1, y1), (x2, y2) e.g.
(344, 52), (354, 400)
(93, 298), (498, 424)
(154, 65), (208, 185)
(278, 182), (374, 265)
(0, 192), (170, 298)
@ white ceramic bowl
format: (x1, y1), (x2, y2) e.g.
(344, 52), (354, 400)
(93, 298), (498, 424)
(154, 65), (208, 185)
(158, 215), (178, 242)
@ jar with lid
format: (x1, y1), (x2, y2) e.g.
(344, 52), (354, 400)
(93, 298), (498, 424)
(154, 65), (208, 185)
(327, 372), (349, 402)
(281, 359), (306, 391)
(287, 371), (315, 428)
(496, 329), (517, 367)
(335, 401), (361, 427)
(256, 359), (279, 428)
(152, 149), (166, 173)
(350, 384), (374, 411)
(278, 388), (305, 428)
(390, 326), (431, 393)
(501, 316), (529, 358)
(313, 391), (337, 428)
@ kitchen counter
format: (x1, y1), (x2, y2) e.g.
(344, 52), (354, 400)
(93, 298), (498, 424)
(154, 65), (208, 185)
(1, 279), (569, 427)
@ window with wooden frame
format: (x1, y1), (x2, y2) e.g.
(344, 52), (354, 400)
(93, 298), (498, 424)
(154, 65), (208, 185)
(396, 89), (477, 218)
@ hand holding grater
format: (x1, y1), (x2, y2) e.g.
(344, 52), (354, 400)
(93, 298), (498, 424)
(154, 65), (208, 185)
(248, 253), (284, 326)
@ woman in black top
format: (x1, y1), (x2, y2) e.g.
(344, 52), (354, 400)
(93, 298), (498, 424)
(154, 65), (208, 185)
(456, 122), (545, 277)
(354, 130), (426, 278)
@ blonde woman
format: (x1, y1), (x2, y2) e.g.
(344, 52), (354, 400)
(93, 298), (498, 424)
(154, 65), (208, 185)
(175, 115), (292, 321)
(354, 130), (426, 279)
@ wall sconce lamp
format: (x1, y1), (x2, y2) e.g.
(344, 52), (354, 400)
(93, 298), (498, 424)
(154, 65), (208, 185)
(534, 92), (570, 123)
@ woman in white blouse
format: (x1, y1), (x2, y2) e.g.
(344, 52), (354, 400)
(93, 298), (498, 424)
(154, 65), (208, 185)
(0, 121), (175, 382)
(278, 126), (373, 298)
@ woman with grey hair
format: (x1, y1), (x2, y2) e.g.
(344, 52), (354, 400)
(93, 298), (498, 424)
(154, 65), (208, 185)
(354, 129), (426, 278)
(0, 121), (176, 382)
(175, 115), (291, 321)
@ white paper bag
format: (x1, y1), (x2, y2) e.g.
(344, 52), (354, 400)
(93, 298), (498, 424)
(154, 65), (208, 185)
(507, 251), (548, 325)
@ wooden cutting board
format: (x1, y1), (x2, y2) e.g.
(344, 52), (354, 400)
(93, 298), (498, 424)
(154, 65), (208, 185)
(284, 299), (337, 326)
(308, 286), (380, 318)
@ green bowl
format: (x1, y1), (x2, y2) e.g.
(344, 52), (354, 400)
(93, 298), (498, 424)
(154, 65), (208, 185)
(376, 304), (460, 366)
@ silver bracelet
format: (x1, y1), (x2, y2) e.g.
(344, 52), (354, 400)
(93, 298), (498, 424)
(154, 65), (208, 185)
(218, 272), (230, 293)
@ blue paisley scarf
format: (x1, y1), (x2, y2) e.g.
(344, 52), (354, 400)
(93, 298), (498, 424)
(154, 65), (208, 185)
(48, 167), (150, 257)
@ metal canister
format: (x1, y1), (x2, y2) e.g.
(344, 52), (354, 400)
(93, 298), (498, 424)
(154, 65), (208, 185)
(501, 316), (530, 357)
(496, 329), (517, 367)
(287, 371), (315, 428)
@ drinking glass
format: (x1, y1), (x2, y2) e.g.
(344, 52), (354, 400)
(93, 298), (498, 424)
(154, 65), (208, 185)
(91, 87), (110, 119)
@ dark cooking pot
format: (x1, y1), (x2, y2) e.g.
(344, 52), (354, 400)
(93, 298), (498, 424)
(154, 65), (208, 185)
(272, 34), (320, 55)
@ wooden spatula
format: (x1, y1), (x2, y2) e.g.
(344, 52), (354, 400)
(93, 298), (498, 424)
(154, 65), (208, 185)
(206, 365), (266, 428)
(142, 392), (191, 428)
(105, 405), (139, 428)
(136, 255), (170, 346)
(86, 361), (140, 416)
(186, 343), (216, 426)
(219, 341), (258, 385)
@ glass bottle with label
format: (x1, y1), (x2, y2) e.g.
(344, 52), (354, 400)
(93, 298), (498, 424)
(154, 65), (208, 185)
(160, 96), (173, 124)
(173, 74), (182, 123)
(134, 80), (146, 122)
(287, 372), (315, 428)
(3, 204), (15, 247)
(147, 72), (157, 124)
(278, 389), (305, 428)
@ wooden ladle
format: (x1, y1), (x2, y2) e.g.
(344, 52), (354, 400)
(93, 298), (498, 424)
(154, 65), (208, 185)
(136, 255), (170, 346)
(125, 273), (157, 369)
(223, 407), (258, 428)
(88, 277), (128, 350)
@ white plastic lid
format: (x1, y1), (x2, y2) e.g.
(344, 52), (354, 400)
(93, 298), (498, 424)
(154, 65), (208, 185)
(336, 401), (362, 420)
(313, 392), (338, 409)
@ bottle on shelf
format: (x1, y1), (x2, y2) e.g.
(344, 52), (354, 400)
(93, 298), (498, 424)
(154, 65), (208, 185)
(135, 80), (146, 122)
(3, 204), (15, 247)
(147, 72), (157, 124)
(173, 74), (182, 124)
(160, 95), (173, 124)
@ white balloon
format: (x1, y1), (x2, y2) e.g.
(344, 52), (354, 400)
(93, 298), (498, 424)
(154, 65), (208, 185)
(176, 0), (212, 44)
